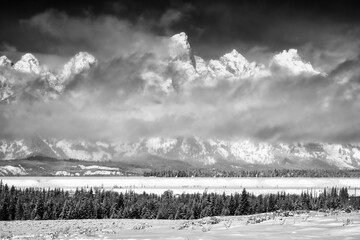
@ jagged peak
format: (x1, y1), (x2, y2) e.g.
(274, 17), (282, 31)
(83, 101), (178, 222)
(168, 32), (192, 60)
(59, 52), (97, 79)
(13, 53), (41, 74)
(221, 49), (249, 65)
(170, 32), (190, 48)
(0, 55), (12, 67)
(270, 49), (320, 75)
(70, 52), (97, 64)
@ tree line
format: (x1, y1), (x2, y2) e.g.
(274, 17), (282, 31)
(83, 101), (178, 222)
(143, 169), (360, 178)
(0, 181), (359, 221)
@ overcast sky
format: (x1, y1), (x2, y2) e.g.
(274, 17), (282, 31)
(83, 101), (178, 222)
(1, 0), (360, 143)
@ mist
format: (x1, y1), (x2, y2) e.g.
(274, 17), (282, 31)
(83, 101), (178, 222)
(1, 10), (360, 144)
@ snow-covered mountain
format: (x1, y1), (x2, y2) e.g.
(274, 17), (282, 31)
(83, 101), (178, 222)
(1, 137), (360, 169)
(1, 32), (357, 171)
(0, 51), (96, 103)
(270, 49), (320, 76)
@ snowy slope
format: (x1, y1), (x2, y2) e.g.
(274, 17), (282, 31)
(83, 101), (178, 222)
(1, 137), (360, 169)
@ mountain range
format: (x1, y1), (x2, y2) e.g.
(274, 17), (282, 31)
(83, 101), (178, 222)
(1, 32), (360, 175)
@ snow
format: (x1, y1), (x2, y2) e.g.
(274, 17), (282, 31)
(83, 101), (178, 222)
(78, 165), (119, 171)
(57, 52), (97, 91)
(203, 156), (216, 165)
(2, 177), (360, 197)
(194, 56), (208, 75)
(271, 49), (321, 75)
(169, 32), (192, 61)
(13, 53), (41, 74)
(83, 170), (120, 176)
(0, 56), (12, 67)
(1, 213), (360, 240)
(323, 144), (355, 169)
(0, 165), (27, 175)
(2, 137), (360, 169)
(145, 137), (177, 155)
(352, 148), (360, 162)
(229, 141), (275, 164)
(291, 145), (313, 159)
(42, 139), (62, 158)
(56, 140), (92, 160)
(55, 171), (72, 176)
(220, 49), (258, 77)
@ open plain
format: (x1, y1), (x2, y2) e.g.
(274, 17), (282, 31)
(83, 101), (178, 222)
(1, 177), (360, 196)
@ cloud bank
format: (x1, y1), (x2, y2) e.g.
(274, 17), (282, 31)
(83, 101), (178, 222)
(1, 11), (360, 144)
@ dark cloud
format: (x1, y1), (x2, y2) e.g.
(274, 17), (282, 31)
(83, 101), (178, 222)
(1, 1), (360, 64)
(21, 10), (170, 61)
(0, 42), (17, 53)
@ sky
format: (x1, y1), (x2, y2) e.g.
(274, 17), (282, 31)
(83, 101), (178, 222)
(1, 0), (360, 143)
(1, 0), (360, 63)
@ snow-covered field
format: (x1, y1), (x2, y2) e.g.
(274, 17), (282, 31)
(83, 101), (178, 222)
(0, 212), (359, 239)
(1, 177), (360, 196)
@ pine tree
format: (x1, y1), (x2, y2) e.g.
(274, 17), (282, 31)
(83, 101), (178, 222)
(228, 195), (236, 215)
(235, 189), (250, 215)
(34, 198), (45, 220)
(15, 198), (24, 220)
(0, 199), (10, 220)
(213, 196), (223, 216)
(59, 201), (69, 220)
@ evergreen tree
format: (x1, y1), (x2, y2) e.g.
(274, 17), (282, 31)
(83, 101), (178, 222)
(15, 198), (24, 220)
(228, 195), (237, 215)
(235, 189), (250, 215)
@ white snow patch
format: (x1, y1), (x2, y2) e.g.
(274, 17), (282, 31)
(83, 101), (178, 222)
(0, 165), (27, 175)
(55, 171), (72, 176)
(78, 165), (119, 171)
(271, 49), (321, 76)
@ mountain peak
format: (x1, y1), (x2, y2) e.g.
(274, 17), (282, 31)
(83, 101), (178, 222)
(168, 32), (192, 61)
(0, 56), (12, 67)
(210, 48), (262, 78)
(14, 53), (41, 74)
(271, 49), (320, 75)
(59, 52), (97, 81)
(221, 49), (248, 64)
(170, 32), (189, 48)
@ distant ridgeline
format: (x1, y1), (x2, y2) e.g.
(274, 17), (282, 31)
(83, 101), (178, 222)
(144, 169), (360, 178)
(1, 156), (360, 177)
(0, 182), (359, 221)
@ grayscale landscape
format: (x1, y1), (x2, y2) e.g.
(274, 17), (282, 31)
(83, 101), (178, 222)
(1, 0), (360, 239)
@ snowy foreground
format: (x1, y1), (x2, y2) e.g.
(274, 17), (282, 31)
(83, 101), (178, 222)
(1, 212), (359, 239)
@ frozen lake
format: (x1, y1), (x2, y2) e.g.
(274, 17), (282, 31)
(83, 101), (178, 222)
(1, 177), (360, 196)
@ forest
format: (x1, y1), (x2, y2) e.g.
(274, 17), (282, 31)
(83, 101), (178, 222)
(0, 181), (359, 221)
